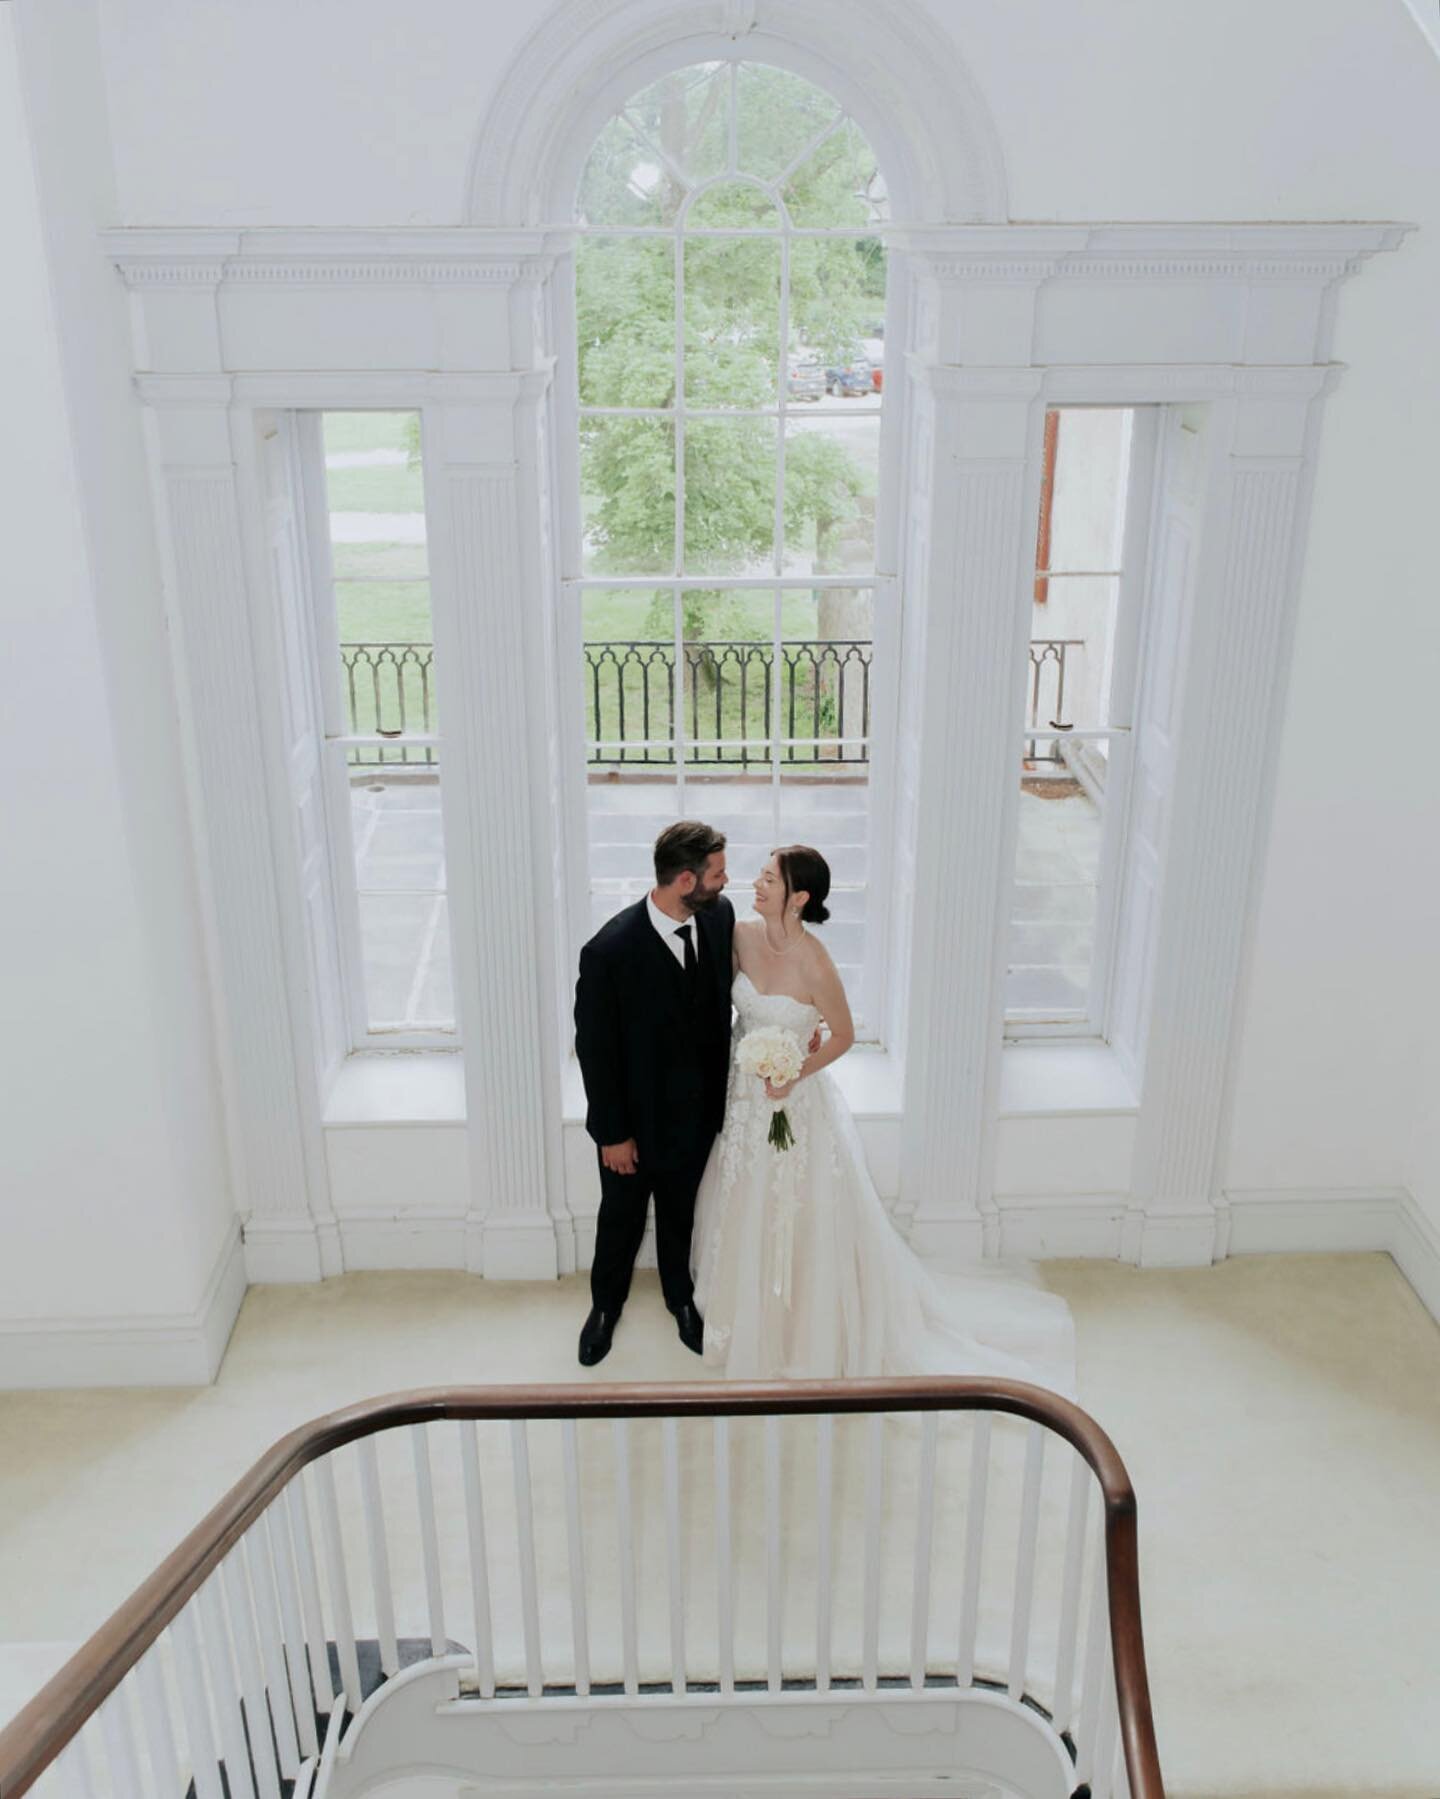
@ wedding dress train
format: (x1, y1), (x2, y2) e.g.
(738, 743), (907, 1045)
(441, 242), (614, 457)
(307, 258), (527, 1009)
(692, 974), (1075, 1394)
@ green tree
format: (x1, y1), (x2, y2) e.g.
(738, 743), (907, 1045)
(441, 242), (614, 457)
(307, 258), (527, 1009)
(576, 63), (884, 620)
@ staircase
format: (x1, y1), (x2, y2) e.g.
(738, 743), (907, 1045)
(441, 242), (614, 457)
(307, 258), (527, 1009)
(0, 1380), (1162, 1799)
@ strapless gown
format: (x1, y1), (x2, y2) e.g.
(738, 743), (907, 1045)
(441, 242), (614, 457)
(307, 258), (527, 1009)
(692, 973), (1075, 1392)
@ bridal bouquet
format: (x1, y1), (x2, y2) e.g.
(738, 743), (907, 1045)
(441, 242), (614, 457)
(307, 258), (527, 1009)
(736, 1025), (805, 1151)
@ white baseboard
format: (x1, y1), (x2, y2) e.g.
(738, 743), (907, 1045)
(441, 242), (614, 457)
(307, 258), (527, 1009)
(1223, 1186), (1440, 1325)
(0, 1220), (247, 1389)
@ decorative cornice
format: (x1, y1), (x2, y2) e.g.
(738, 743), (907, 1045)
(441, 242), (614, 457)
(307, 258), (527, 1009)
(103, 221), (1408, 297)
(889, 222), (1411, 287)
(104, 228), (565, 293)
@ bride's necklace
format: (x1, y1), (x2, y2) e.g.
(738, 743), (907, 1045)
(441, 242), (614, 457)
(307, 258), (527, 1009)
(763, 918), (806, 956)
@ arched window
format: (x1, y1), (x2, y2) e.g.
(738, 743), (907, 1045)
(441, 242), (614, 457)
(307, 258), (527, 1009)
(568, 61), (889, 1028)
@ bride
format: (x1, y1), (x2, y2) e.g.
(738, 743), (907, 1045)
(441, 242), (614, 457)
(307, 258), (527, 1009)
(692, 846), (1074, 1392)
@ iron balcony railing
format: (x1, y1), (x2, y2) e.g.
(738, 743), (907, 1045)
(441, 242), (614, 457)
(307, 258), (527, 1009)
(337, 637), (1083, 772)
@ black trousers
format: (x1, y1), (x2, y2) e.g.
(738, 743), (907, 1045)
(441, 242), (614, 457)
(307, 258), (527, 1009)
(590, 1144), (711, 1316)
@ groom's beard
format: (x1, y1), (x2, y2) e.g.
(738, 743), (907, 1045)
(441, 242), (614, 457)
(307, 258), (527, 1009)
(685, 882), (723, 912)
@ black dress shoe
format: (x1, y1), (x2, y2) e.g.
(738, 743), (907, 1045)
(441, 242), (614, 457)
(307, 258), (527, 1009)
(674, 1301), (704, 1356)
(578, 1306), (618, 1366)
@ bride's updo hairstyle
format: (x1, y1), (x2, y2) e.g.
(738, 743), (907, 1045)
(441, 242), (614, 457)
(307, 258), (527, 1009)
(776, 845), (831, 926)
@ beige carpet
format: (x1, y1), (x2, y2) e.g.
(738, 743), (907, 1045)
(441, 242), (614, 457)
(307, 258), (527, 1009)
(1, 1253), (1437, 1796)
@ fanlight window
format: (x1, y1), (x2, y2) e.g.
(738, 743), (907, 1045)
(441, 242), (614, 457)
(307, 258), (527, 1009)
(570, 62), (888, 1026)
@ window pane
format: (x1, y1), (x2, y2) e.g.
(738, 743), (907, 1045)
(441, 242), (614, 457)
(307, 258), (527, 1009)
(788, 237), (887, 371)
(339, 631), (438, 745)
(581, 589), (674, 767)
(626, 62), (729, 188)
(782, 118), (888, 227)
(776, 786), (869, 1004)
(780, 587), (874, 756)
(351, 770), (447, 892)
(683, 417), (776, 573)
(686, 179), (781, 229)
(735, 63), (840, 182)
(684, 237), (781, 406)
(356, 892), (454, 1033)
(580, 417), (676, 574)
(577, 113), (682, 228)
(330, 542), (428, 581)
(576, 237), (674, 408)
(678, 590), (774, 769)
(350, 773), (453, 1033)
(323, 412), (434, 769)
(1005, 764), (1102, 1018)
(1026, 577), (1119, 736)
(1044, 409), (1132, 572)
(784, 413), (879, 574)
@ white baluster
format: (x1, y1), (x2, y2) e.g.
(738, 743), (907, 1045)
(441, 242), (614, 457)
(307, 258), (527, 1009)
(220, 1552), (283, 1799)
(285, 1478), (336, 1710)
(662, 1416), (687, 1693)
(560, 1418), (591, 1697)
(814, 1413), (833, 1692)
(1007, 1422), (1046, 1701)
(196, 1576), (258, 1799)
(242, 1527), (301, 1778)
(313, 1460), (364, 1711)
(97, 1690), (145, 1799)
(410, 1423), (448, 1657)
(1091, 1664), (1121, 1799)
(171, 1604), (225, 1799)
(55, 1732), (97, 1799)
(509, 1419), (544, 1696)
(355, 1439), (399, 1678)
(458, 1421), (496, 1699)
(612, 1418), (639, 1696)
(764, 1415), (783, 1692)
(134, 1647), (183, 1793)
(1075, 1518), (1111, 1788)
(861, 1413), (885, 1692)
(957, 1413), (992, 1687)
(263, 1504), (320, 1758)
(909, 1411), (939, 1690)
(713, 1416), (734, 1696)
(1052, 1453), (1092, 1737)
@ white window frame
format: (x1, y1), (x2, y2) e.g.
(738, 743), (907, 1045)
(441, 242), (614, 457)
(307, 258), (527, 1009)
(292, 410), (458, 1054)
(561, 58), (900, 1039)
(1005, 404), (1160, 1042)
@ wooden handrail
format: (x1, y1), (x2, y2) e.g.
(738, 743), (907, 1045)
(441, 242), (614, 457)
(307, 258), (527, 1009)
(0, 1377), (1163, 1799)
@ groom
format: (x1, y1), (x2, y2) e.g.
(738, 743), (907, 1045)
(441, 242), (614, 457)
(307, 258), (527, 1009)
(573, 821), (735, 1366)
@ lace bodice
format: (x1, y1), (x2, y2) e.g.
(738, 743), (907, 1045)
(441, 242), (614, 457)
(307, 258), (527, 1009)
(732, 970), (820, 1036)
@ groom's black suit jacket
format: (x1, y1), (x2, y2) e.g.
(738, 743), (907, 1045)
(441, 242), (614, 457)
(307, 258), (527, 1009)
(574, 895), (735, 1173)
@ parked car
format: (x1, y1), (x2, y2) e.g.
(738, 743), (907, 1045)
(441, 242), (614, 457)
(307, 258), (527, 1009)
(863, 334), (884, 392)
(787, 354), (825, 402)
(825, 355), (872, 397)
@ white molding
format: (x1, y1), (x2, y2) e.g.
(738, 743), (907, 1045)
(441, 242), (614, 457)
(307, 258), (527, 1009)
(0, 1223), (246, 1389)
(1222, 1187), (1440, 1323)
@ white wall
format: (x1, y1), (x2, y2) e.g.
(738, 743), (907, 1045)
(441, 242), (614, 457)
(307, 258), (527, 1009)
(6, 0), (1436, 1345)
(0, 0), (236, 1374)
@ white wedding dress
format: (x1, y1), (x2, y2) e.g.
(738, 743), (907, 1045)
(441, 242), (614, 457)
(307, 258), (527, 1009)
(692, 973), (1075, 1394)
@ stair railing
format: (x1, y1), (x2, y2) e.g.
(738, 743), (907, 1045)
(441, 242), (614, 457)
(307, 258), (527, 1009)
(0, 1378), (1163, 1799)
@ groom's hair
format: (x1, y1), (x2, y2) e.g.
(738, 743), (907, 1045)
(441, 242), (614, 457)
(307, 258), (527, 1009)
(654, 820), (726, 886)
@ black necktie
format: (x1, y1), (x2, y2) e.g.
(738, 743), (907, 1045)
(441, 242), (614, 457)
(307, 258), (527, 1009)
(675, 922), (698, 990)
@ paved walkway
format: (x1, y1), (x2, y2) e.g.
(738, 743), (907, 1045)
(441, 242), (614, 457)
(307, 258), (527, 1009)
(349, 776), (1101, 1033)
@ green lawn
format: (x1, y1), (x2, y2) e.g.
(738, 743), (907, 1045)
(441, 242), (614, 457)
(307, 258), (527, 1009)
(323, 462), (425, 513)
(322, 412), (415, 455)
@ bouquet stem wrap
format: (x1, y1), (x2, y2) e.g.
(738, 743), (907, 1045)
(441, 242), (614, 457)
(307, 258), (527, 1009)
(736, 1024), (806, 1155)
(767, 1108), (795, 1151)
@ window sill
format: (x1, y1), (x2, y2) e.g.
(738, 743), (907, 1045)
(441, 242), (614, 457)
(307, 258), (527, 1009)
(324, 1051), (466, 1127)
(321, 1040), (1135, 1131)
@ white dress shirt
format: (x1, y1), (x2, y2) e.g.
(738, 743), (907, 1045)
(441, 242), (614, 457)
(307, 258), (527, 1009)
(647, 891), (696, 970)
